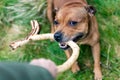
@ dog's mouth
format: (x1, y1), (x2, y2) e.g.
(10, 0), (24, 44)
(58, 34), (84, 50)
(58, 33), (87, 50)
(59, 42), (70, 50)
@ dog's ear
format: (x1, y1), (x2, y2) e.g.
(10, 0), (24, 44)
(85, 5), (96, 16)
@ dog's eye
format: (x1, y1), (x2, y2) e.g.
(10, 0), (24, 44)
(69, 21), (78, 26)
(54, 20), (59, 25)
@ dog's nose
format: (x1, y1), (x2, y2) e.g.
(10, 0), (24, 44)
(54, 32), (63, 42)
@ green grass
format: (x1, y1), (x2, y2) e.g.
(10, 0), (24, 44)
(0, 0), (120, 80)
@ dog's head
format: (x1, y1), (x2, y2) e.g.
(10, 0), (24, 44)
(53, 5), (96, 49)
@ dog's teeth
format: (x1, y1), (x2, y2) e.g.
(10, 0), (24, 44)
(60, 43), (66, 46)
(59, 42), (67, 49)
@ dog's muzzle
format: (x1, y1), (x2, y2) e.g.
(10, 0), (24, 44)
(54, 32), (70, 50)
(54, 32), (86, 50)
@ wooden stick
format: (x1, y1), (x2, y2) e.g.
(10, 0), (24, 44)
(57, 40), (80, 73)
(10, 20), (40, 50)
(10, 20), (80, 73)
(9, 34), (54, 50)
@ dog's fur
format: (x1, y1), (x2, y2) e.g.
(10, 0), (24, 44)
(47, 0), (102, 80)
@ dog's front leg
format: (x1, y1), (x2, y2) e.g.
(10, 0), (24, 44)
(91, 43), (102, 80)
(65, 48), (80, 73)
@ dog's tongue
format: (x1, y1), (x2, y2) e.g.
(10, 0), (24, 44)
(59, 42), (67, 49)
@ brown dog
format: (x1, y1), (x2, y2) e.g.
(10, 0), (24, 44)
(47, 0), (102, 80)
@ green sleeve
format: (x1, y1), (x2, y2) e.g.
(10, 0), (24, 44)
(0, 62), (54, 80)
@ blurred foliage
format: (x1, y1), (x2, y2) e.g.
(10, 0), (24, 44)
(0, 0), (120, 80)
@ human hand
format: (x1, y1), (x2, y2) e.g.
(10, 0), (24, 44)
(30, 58), (57, 78)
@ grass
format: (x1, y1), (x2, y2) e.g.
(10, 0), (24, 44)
(0, 0), (120, 80)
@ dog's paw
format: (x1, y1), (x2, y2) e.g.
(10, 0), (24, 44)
(94, 70), (102, 80)
(71, 62), (80, 73)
